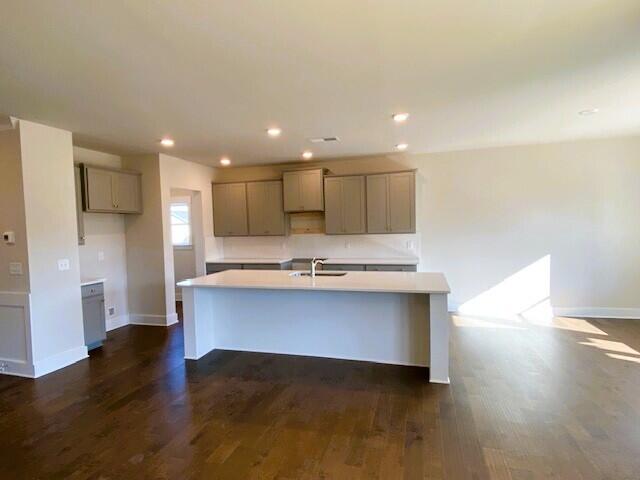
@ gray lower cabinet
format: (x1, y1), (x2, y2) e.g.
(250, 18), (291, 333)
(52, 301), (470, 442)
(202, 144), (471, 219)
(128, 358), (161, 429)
(324, 176), (366, 234)
(81, 283), (106, 350)
(206, 262), (291, 274)
(322, 264), (366, 271)
(365, 264), (417, 272)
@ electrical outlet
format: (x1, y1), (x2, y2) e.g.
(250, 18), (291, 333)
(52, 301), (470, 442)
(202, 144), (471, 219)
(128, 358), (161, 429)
(9, 262), (23, 275)
(108, 306), (115, 316)
(0, 361), (8, 373)
(57, 258), (70, 271)
(98, 251), (105, 262)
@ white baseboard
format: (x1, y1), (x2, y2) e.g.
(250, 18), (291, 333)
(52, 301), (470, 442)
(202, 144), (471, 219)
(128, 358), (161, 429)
(553, 307), (640, 320)
(130, 313), (179, 327)
(32, 345), (88, 378)
(0, 358), (35, 378)
(106, 314), (130, 332)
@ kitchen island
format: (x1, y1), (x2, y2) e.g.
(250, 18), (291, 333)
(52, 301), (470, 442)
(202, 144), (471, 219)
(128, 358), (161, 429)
(178, 270), (451, 383)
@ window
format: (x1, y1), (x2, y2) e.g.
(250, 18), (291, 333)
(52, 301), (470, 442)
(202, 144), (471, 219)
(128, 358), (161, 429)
(171, 200), (192, 247)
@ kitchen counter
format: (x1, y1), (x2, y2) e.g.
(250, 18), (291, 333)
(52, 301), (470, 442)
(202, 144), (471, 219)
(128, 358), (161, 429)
(323, 257), (419, 265)
(179, 269), (448, 295)
(179, 269), (451, 383)
(205, 257), (293, 265)
(81, 278), (106, 287)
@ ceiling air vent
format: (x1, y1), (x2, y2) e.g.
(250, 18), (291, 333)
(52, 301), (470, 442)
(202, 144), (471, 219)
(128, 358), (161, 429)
(309, 136), (340, 143)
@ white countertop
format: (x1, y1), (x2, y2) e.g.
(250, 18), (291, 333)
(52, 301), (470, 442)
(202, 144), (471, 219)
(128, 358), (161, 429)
(81, 277), (106, 287)
(178, 270), (449, 295)
(323, 257), (419, 265)
(206, 257), (293, 265)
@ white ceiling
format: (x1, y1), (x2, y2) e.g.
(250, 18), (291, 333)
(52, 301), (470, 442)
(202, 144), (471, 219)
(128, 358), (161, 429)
(1, 0), (639, 166)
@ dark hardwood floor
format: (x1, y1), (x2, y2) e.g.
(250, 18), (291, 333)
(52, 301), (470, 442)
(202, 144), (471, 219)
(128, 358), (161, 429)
(1, 311), (640, 479)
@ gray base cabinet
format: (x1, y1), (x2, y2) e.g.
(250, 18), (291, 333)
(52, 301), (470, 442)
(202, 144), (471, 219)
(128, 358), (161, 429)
(81, 283), (106, 350)
(206, 262), (292, 274)
(323, 263), (416, 272)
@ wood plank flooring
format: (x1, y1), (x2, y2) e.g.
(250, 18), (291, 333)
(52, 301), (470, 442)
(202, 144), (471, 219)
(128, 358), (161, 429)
(1, 312), (640, 479)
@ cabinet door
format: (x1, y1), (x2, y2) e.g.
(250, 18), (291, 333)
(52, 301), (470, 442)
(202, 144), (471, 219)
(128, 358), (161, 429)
(323, 177), (343, 234)
(366, 174), (389, 233)
(341, 176), (366, 233)
(82, 295), (106, 346)
(247, 181), (285, 235)
(299, 169), (324, 211)
(74, 166), (85, 245)
(114, 171), (142, 213)
(213, 183), (248, 236)
(283, 171), (302, 212)
(388, 172), (415, 233)
(85, 167), (115, 211)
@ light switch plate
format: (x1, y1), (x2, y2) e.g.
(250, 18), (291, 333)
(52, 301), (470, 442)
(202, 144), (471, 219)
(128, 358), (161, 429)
(98, 251), (105, 262)
(9, 262), (22, 275)
(57, 258), (70, 271)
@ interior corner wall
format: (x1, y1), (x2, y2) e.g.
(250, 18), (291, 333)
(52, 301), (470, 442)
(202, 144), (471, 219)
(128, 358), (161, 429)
(122, 154), (170, 325)
(19, 120), (86, 375)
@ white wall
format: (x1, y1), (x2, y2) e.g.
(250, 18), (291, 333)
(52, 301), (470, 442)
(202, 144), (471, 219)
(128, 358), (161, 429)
(74, 147), (129, 330)
(159, 154), (218, 315)
(214, 136), (640, 317)
(19, 120), (86, 375)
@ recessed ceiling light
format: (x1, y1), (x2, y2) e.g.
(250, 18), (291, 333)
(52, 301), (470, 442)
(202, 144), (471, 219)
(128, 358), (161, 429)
(267, 127), (282, 137)
(396, 143), (409, 151)
(220, 157), (231, 166)
(392, 112), (410, 123)
(579, 108), (599, 116)
(160, 138), (175, 147)
(302, 151), (313, 160)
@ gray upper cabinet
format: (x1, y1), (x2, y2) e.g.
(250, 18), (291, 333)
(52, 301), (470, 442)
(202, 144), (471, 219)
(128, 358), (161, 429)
(247, 181), (286, 236)
(283, 169), (324, 212)
(324, 176), (366, 234)
(83, 165), (142, 214)
(74, 166), (85, 245)
(366, 171), (415, 233)
(212, 182), (249, 236)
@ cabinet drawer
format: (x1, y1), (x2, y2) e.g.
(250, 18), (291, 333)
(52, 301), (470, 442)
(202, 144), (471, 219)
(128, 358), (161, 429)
(323, 264), (365, 271)
(206, 263), (242, 274)
(242, 264), (283, 270)
(81, 283), (104, 298)
(365, 265), (417, 272)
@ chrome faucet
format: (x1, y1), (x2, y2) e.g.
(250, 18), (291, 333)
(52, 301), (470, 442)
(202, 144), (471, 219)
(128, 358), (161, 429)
(311, 258), (325, 278)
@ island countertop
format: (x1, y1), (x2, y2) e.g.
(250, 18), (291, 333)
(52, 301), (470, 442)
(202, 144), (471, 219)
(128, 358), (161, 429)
(177, 269), (449, 295)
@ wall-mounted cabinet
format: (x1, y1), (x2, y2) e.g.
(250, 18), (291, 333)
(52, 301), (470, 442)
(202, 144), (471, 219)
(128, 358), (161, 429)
(247, 180), (286, 236)
(212, 182), (249, 237)
(283, 169), (324, 212)
(82, 164), (142, 214)
(366, 171), (415, 233)
(324, 175), (366, 234)
(74, 165), (85, 245)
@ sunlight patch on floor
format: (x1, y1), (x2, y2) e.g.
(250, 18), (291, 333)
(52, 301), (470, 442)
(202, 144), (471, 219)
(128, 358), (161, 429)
(579, 338), (640, 355)
(452, 315), (526, 330)
(606, 353), (640, 364)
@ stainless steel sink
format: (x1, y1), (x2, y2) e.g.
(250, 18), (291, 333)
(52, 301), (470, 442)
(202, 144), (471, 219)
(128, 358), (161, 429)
(289, 271), (347, 277)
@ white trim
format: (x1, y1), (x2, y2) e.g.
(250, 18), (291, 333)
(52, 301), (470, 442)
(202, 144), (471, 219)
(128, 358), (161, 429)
(106, 314), (130, 332)
(32, 345), (88, 378)
(553, 307), (640, 320)
(129, 313), (179, 327)
(0, 358), (35, 378)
